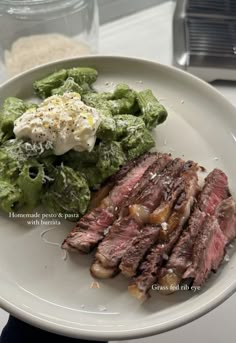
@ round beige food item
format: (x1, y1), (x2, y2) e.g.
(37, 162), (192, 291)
(5, 33), (91, 77)
(14, 92), (101, 155)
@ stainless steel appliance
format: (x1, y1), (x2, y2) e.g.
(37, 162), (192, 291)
(173, 0), (236, 81)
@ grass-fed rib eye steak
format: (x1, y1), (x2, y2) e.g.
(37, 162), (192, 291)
(62, 150), (236, 301)
(119, 225), (160, 278)
(62, 152), (165, 253)
(158, 169), (234, 293)
(183, 216), (226, 286)
(128, 161), (199, 300)
(215, 197), (236, 244)
(90, 156), (183, 278)
(120, 161), (198, 279)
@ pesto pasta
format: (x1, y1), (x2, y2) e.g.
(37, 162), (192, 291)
(0, 66), (168, 219)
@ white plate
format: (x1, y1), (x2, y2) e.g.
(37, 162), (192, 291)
(0, 56), (236, 341)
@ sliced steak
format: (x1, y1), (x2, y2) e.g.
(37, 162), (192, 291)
(149, 177), (186, 225)
(62, 152), (161, 253)
(198, 169), (230, 215)
(158, 163), (199, 241)
(118, 153), (172, 217)
(106, 153), (167, 211)
(215, 197), (236, 243)
(120, 161), (198, 278)
(159, 168), (230, 292)
(119, 225), (160, 278)
(90, 217), (140, 278)
(62, 208), (114, 253)
(129, 163), (199, 300)
(130, 158), (185, 213)
(88, 156), (140, 210)
(128, 228), (181, 301)
(158, 208), (206, 290)
(91, 158), (185, 278)
(183, 216), (226, 286)
(181, 197), (236, 287)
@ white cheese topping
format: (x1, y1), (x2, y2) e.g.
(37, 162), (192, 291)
(161, 222), (168, 231)
(14, 92), (101, 155)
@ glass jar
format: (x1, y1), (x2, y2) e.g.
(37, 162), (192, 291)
(0, 0), (99, 82)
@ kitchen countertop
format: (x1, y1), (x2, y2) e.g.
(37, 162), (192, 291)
(0, 1), (236, 341)
(100, 1), (236, 108)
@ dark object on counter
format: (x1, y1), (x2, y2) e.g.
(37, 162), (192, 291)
(0, 316), (107, 343)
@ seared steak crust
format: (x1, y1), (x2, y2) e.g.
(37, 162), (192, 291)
(62, 208), (114, 253)
(62, 146), (236, 301)
(91, 216), (140, 270)
(183, 216), (226, 286)
(159, 169), (231, 292)
(62, 152), (161, 253)
(129, 162), (199, 300)
(119, 225), (160, 278)
(91, 158), (186, 279)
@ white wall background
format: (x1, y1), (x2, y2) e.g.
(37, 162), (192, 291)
(98, 0), (165, 23)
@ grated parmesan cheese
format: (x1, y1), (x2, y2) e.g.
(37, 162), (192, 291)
(5, 33), (91, 77)
(161, 222), (168, 231)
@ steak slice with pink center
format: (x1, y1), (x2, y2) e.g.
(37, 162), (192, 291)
(215, 197), (236, 243)
(91, 158), (187, 279)
(129, 162), (199, 300)
(62, 153), (169, 253)
(159, 169), (230, 292)
(183, 216), (226, 286)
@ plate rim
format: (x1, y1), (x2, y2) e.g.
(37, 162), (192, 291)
(0, 55), (236, 340)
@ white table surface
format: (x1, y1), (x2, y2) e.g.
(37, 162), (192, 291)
(1, 2), (236, 341)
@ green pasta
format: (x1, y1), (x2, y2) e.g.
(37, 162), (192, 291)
(112, 83), (131, 99)
(62, 147), (99, 170)
(137, 89), (168, 130)
(113, 114), (146, 139)
(121, 127), (155, 160)
(82, 92), (113, 109)
(80, 167), (104, 188)
(96, 110), (117, 141)
(97, 141), (126, 179)
(0, 66), (169, 218)
(107, 98), (137, 115)
(0, 139), (28, 181)
(17, 162), (45, 208)
(109, 83), (138, 114)
(0, 180), (23, 212)
(0, 97), (36, 143)
(42, 165), (91, 219)
(83, 84), (138, 115)
(51, 77), (83, 96)
(67, 67), (98, 85)
(34, 67), (98, 99)
(33, 69), (68, 98)
(62, 141), (126, 187)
